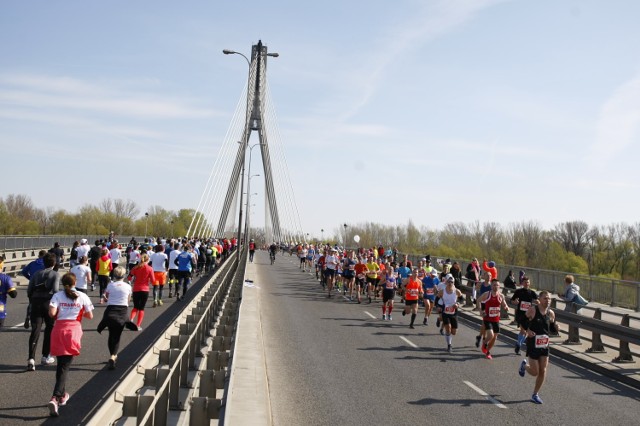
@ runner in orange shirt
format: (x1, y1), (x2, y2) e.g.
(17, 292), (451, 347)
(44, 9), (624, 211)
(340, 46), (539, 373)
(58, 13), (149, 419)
(402, 269), (423, 329)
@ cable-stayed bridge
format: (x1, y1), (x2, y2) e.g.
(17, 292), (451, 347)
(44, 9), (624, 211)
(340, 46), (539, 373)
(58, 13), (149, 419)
(187, 40), (304, 245)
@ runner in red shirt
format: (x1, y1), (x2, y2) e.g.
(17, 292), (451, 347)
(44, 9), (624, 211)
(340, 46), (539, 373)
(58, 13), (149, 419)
(478, 279), (509, 359)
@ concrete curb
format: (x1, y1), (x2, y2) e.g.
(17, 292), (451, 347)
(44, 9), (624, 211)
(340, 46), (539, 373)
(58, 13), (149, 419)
(223, 260), (272, 425)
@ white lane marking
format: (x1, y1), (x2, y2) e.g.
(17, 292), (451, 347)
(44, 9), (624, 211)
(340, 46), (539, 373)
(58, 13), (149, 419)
(399, 336), (418, 348)
(11, 322), (25, 329)
(364, 311), (376, 319)
(464, 381), (507, 409)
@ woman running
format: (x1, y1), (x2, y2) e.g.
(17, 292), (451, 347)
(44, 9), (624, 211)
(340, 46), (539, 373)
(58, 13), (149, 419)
(97, 266), (136, 369)
(47, 273), (94, 417)
(127, 254), (154, 330)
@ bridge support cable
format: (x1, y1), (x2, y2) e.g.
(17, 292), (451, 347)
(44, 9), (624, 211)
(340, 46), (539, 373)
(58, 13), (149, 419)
(187, 89), (248, 238)
(262, 82), (305, 242)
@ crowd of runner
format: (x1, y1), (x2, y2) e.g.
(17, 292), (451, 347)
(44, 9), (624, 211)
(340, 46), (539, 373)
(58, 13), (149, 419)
(280, 242), (557, 406)
(1, 235), (232, 417)
(0, 237), (561, 416)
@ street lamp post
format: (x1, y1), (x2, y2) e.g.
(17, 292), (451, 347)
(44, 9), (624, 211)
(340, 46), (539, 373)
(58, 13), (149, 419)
(170, 220), (174, 238)
(321, 229), (324, 242)
(223, 43), (278, 258)
(144, 212), (149, 238)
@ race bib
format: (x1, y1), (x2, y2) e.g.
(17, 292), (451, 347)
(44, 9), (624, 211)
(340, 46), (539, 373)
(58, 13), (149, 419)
(357, 273), (365, 279)
(426, 288), (434, 295)
(409, 289), (418, 297)
(535, 335), (549, 349)
(520, 301), (531, 311)
(386, 283), (395, 290)
(488, 306), (500, 317)
(444, 305), (456, 314)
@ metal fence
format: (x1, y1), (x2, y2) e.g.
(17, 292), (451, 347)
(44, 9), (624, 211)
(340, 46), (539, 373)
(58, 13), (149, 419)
(0, 235), (145, 250)
(401, 254), (640, 312)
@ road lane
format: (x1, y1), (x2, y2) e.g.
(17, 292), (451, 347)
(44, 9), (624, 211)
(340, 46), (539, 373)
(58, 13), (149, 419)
(254, 251), (640, 426)
(0, 269), (214, 426)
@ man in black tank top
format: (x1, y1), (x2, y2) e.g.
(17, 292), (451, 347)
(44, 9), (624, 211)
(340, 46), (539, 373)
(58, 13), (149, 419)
(518, 290), (555, 405)
(510, 276), (538, 355)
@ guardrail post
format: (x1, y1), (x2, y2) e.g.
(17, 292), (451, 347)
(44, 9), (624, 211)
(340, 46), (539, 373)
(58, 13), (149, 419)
(563, 304), (581, 345)
(610, 279), (617, 307)
(636, 284), (640, 313)
(586, 308), (605, 353)
(190, 397), (221, 425)
(613, 314), (634, 363)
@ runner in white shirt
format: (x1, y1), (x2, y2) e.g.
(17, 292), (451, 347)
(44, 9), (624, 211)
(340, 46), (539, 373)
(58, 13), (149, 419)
(109, 244), (122, 278)
(69, 256), (91, 293)
(150, 245), (169, 306)
(47, 273), (94, 417)
(167, 242), (181, 298)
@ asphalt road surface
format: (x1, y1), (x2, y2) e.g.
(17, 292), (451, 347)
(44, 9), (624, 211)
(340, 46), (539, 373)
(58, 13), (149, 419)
(255, 251), (640, 426)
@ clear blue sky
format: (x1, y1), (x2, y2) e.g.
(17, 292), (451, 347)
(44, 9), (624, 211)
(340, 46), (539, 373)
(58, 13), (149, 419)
(1, 1), (639, 239)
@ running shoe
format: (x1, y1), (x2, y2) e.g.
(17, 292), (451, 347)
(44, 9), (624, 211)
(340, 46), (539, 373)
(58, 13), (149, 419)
(423, 317), (427, 325)
(402, 310), (406, 317)
(48, 397), (59, 417)
(486, 353), (492, 360)
(519, 359), (527, 377)
(24, 317), (30, 329)
(42, 355), (55, 365)
(108, 358), (116, 370)
(482, 343), (488, 354)
(388, 315), (392, 321)
(447, 344), (452, 353)
(152, 301), (157, 307)
(436, 318), (441, 328)
(158, 300), (163, 306)
(382, 314), (386, 320)
(58, 393), (70, 406)
(475, 335), (481, 348)
(531, 393), (543, 404)
(440, 328), (444, 335)
(168, 292), (173, 298)
(515, 344), (521, 355)
(409, 325), (415, 329)
(27, 359), (35, 371)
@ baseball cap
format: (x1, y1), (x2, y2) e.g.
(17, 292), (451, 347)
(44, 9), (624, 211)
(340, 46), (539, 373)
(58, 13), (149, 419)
(81, 238), (88, 244)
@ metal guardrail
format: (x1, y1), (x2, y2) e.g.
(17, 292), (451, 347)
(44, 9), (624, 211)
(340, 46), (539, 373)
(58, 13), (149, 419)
(453, 276), (640, 364)
(401, 253), (640, 311)
(86, 251), (244, 425)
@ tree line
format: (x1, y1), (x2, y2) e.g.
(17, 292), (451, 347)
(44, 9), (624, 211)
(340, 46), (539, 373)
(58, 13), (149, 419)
(2, 194), (639, 282)
(0, 194), (204, 240)
(334, 219), (640, 282)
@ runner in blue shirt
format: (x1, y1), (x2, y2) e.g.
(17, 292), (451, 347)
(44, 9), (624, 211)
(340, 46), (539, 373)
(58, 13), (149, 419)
(421, 269), (439, 325)
(0, 255), (18, 328)
(174, 245), (196, 301)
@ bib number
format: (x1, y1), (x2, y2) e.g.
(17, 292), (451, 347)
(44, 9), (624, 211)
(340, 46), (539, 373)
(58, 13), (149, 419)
(409, 289), (418, 297)
(520, 301), (531, 311)
(426, 288), (434, 295)
(488, 306), (500, 317)
(444, 305), (456, 314)
(535, 335), (550, 349)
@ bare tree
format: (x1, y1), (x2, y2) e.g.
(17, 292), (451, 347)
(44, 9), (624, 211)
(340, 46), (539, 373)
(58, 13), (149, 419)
(553, 221), (590, 257)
